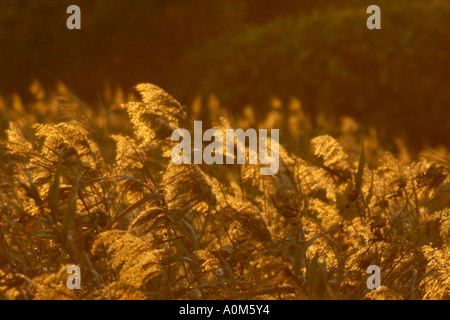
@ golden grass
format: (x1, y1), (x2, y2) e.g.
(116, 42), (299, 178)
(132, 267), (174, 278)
(0, 83), (448, 300)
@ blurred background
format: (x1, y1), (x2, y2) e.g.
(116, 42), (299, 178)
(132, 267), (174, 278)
(0, 0), (449, 153)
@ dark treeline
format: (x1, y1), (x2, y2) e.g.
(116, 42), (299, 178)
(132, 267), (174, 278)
(0, 0), (333, 100)
(0, 0), (448, 151)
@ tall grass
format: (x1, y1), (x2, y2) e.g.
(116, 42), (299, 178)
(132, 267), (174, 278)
(0, 83), (448, 300)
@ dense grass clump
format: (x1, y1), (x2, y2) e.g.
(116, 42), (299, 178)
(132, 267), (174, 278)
(0, 83), (448, 300)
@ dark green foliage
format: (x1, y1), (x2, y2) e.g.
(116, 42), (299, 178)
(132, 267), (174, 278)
(183, 0), (450, 150)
